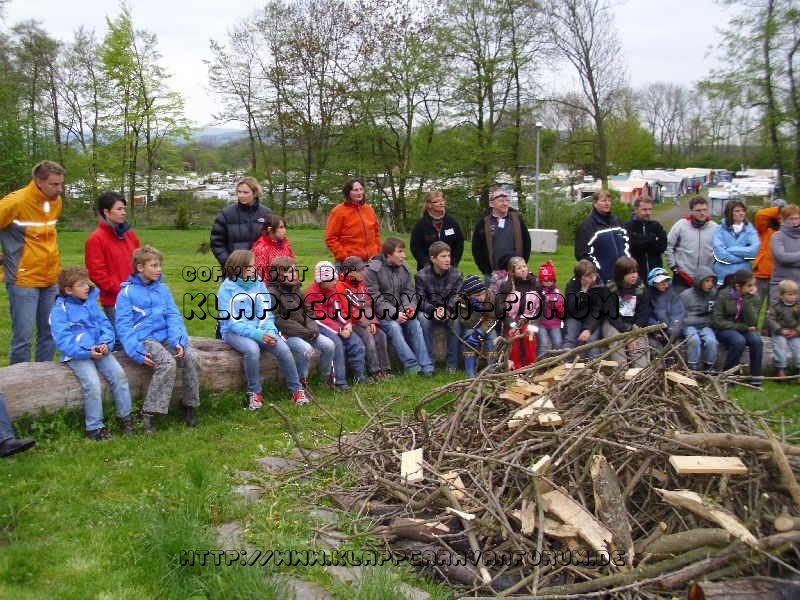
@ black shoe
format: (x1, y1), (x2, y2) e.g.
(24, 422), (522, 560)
(142, 413), (156, 434)
(183, 406), (198, 428)
(86, 427), (112, 441)
(118, 417), (135, 436)
(353, 375), (376, 385)
(0, 437), (35, 457)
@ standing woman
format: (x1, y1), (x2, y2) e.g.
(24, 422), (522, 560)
(84, 191), (140, 323)
(252, 213), (295, 280)
(324, 178), (381, 268)
(210, 176), (272, 268)
(770, 203), (800, 302)
(409, 190), (465, 271)
(711, 200), (760, 284)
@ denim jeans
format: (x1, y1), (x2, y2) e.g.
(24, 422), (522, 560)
(353, 325), (390, 373)
(563, 318), (600, 359)
(537, 326), (564, 358)
(67, 354), (132, 431)
(285, 334), (335, 381)
(772, 335), (800, 369)
(0, 392), (16, 442)
(716, 329), (763, 376)
(223, 331), (302, 394)
(418, 313), (461, 370)
(7, 283), (58, 364)
(683, 325), (718, 366)
(379, 318), (433, 373)
(317, 327), (366, 383)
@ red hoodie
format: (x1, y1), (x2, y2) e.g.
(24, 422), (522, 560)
(84, 220), (141, 307)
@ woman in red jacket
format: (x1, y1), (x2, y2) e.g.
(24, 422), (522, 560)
(84, 191), (140, 323)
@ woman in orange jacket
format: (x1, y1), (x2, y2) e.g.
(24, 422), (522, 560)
(324, 178), (381, 267)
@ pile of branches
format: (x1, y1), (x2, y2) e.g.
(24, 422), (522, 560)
(301, 326), (800, 598)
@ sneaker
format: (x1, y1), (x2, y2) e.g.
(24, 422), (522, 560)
(777, 369), (787, 378)
(353, 375), (375, 385)
(334, 383), (352, 392)
(86, 427), (112, 441)
(246, 391), (263, 411)
(118, 417), (135, 436)
(687, 363), (699, 371)
(379, 370), (395, 380)
(750, 379), (763, 388)
(292, 390), (310, 405)
(418, 370), (434, 377)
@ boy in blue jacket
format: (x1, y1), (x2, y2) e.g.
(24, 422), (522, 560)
(50, 266), (133, 439)
(115, 245), (200, 433)
(646, 267), (685, 353)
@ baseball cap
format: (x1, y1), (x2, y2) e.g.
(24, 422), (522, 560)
(647, 267), (672, 286)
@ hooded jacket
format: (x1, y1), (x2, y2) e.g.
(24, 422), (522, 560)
(210, 199), (272, 267)
(115, 274), (188, 363)
(364, 254), (418, 319)
(753, 205), (782, 280)
(575, 209), (630, 284)
(251, 234), (295, 278)
(471, 208), (531, 275)
(84, 219), (141, 306)
(266, 280), (320, 342)
(216, 276), (279, 341)
(766, 297), (800, 334)
(410, 212), (465, 271)
(647, 282), (685, 336)
(712, 284), (760, 332)
(324, 200), (381, 262)
(770, 222), (800, 286)
(603, 277), (650, 333)
(711, 218), (759, 282)
(679, 266), (717, 328)
(665, 215), (717, 283)
(564, 274), (613, 333)
(50, 287), (115, 361)
(0, 179), (62, 287)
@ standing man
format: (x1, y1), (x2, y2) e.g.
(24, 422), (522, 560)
(624, 196), (667, 279)
(665, 196), (718, 293)
(574, 190), (629, 284)
(0, 160), (64, 364)
(472, 188), (531, 278)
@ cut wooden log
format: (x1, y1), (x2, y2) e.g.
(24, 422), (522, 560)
(590, 455), (634, 567)
(530, 454), (552, 475)
(499, 390), (527, 405)
(541, 489), (614, 554)
(665, 370), (699, 387)
(400, 448), (424, 482)
(0, 336), (318, 418)
(655, 488), (759, 547)
(688, 577), (800, 600)
(512, 500), (537, 535)
(668, 455), (748, 475)
(670, 431), (800, 456)
(537, 412), (563, 427)
(598, 360), (619, 369)
(768, 433), (800, 511)
(510, 380), (546, 396)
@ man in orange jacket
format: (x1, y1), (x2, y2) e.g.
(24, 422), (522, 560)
(753, 198), (785, 332)
(0, 161), (64, 364)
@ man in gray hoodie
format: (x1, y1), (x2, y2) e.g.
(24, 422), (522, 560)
(665, 196), (717, 292)
(678, 266), (718, 370)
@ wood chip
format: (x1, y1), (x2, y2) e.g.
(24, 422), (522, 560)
(666, 371), (699, 387)
(537, 412), (563, 427)
(400, 448), (424, 482)
(541, 489), (613, 553)
(624, 367), (644, 380)
(441, 471), (467, 501)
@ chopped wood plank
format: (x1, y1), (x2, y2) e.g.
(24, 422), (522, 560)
(499, 390), (527, 405)
(530, 396), (555, 409)
(512, 500), (537, 535)
(512, 381), (546, 395)
(400, 448), (424, 482)
(507, 419), (523, 430)
(624, 367), (644, 380)
(599, 360), (619, 369)
(531, 454), (552, 474)
(563, 362), (586, 370)
(533, 364), (566, 383)
(665, 371), (699, 387)
(542, 517), (579, 538)
(655, 488), (759, 547)
(509, 385), (535, 399)
(537, 412), (563, 427)
(541, 489), (613, 553)
(441, 471), (467, 501)
(669, 455), (748, 475)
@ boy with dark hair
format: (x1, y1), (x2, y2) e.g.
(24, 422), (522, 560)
(50, 266), (133, 439)
(601, 256), (650, 368)
(116, 245), (200, 433)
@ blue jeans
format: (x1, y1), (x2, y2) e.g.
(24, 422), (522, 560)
(7, 283), (58, 364)
(563, 318), (600, 359)
(317, 327), (366, 383)
(223, 331), (301, 394)
(418, 313), (461, 370)
(379, 318), (433, 373)
(772, 335), (800, 369)
(683, 326), (718, 366)
(285, 334), (335, 381)
(67, 354), (132, 431)
(0, 392), (16, 442)
(716, 329), (763, 377)
(537, 326), (564, 358)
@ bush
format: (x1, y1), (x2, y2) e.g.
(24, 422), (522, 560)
(174, 202), (189, 229)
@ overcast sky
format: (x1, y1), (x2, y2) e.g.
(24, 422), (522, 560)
(3, 0), (734, 129)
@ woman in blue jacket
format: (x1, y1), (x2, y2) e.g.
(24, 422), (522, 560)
(712, 200), (760, 284)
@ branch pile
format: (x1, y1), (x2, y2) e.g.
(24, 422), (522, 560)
(307, 329), (800, 598)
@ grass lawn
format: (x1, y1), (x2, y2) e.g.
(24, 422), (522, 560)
(0, 226), (795, 598)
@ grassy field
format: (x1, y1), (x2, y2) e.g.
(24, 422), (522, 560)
(0, 226), (795, 598)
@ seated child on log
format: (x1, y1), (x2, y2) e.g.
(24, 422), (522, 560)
(712, 269), (763, 386)
(678, 267), (718, 372)
(50, 266), (133, 440)
(601, 256), (650, 368)
(536, 260), (565, 358)
(562, 259), (606, 360)
(457, 275), (502, 377)
(115, 245), (200, 432)
(766, 279), (800, 378)
(496, 257), (541, 369)
(216, 250), (307, 409)
(646, 267), (685, 355)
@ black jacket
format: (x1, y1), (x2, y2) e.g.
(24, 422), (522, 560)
(471, 209), (531, 275)
(210, 200), (272, 267)
(410, 212), (465, 271)
(574, 209), (629, 284)
(624, 216), (667, 279)
(414, 264), (463, 316)
(564, 274), (612, 332)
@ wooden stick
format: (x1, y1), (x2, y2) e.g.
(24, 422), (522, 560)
(670, 431), (800, 456)
(768, 434), (800, 511)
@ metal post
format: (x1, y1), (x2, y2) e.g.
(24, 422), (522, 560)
(535, 122), (542, 228)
